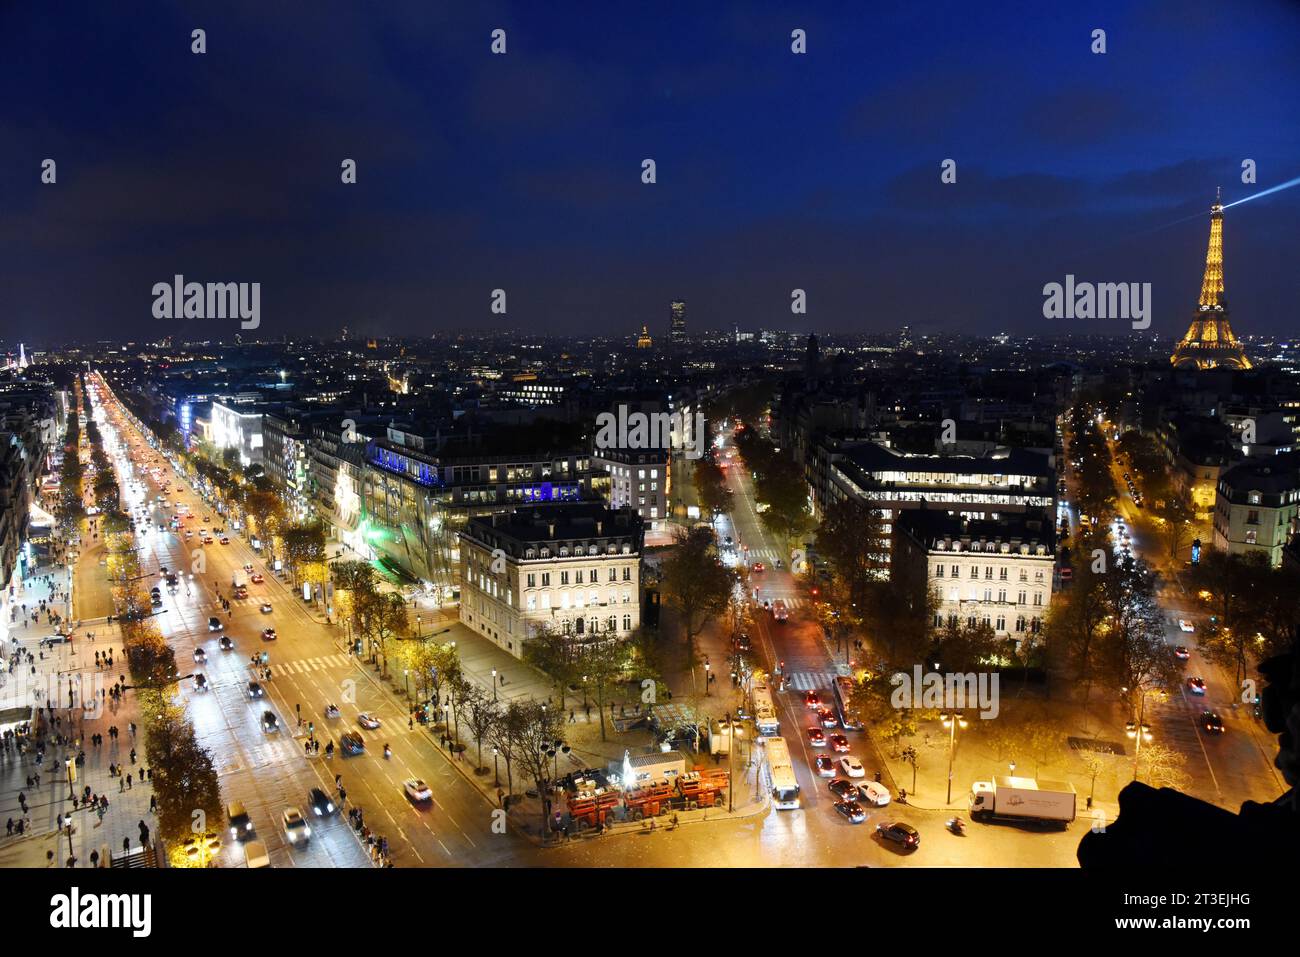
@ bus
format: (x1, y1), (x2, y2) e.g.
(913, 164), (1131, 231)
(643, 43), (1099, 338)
(764, 736), (801, 810)
(752, 679), (780, 737)
(832, 675), (864, 731)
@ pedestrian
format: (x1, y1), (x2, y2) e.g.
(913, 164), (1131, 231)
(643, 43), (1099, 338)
(149, 795), (157, 813)
(129, 748), (136, 764)
(119, 776), (125, 793)
(123, 836), (130, 854)
(5, 818), (11, 836)
(569, 710), (576, 724)
(90, 850), (99, 868)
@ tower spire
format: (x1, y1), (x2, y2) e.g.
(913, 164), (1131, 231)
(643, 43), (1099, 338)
(1171, 192), (1251, 370)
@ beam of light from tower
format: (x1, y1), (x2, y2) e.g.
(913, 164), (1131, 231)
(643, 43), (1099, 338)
(1222, 174), (1300, 209)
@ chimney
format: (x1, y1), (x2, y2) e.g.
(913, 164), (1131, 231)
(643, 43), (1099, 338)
(596, 520), (603, 535)
(548, 523), (555, 538)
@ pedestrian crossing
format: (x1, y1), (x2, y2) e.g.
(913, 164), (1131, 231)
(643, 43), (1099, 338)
(261, 653), (353, 677)
(783, 671), (840, 692)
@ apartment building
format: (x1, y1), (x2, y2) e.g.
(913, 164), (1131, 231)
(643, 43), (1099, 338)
(458, 503), (643, 658)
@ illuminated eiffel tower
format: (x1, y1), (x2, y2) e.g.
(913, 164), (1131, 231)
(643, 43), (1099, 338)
(1171, 189), (1251, 370)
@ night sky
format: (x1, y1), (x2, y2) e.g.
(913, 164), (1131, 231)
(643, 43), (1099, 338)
(4, 1), (1299, 344)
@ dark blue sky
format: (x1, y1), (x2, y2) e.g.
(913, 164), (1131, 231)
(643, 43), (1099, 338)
(4, 0), (1299, 344)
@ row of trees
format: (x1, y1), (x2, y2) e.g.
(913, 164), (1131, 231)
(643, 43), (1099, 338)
(386, 629), (568, 833)
(732, 425), (810, 545)
(104, 494), (223, 864)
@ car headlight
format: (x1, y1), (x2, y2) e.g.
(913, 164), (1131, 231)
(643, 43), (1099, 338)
(327, 803), (334, 812)
(231, 827), (238, 837)
(245, 822), (253, 831)
(303, 827), (311, 837)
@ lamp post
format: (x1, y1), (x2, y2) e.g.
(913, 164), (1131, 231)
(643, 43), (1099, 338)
(491, 669), (498, 703)
(415, 614), (422, 639)
(404, 669), (410, 700)
(493, 746), (500, 788)
(704, 662), (711, 696)
(941, 710), (968, 805)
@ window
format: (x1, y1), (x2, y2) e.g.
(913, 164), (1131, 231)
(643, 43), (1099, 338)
(1033, 593), (1043, 607)
(541, 572), (551, 587)
(936, 564), (945, 578)
(951, 565), (959, 578)
(622, 566), (631, 581)
(1246, 510), (1260, 525)
(1015, 616), (1026, 632)
(1034, 571), (1044, 583)
(622, 614), (632, 631)
(560, 571), (569, 586)
(526, 573), (535, 589)
(984, 566), (993, 580)
(996, 615), (1006, 631)
(526, 595), (536, 611)
(1245, 529), (1257, 545)
(997, 589), (1006, 603)
(1018, 590), (1026, 605)
(969, 566), (978, 579)
(1019, 569), (1028, 582)
(608, 567), (617, 582)
(999, 567), (1008, 580)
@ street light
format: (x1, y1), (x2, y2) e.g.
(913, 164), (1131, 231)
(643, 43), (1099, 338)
(492, 745), (500, 788)
(491, 669), (498, 703)
(941, 710), (968, 805)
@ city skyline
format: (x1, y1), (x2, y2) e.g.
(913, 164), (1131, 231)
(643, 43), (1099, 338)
(4, 1), (1300, 343)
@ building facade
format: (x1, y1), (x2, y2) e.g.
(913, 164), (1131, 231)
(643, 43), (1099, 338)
(893, 510), (1055, 644)
(1211, 452), (1300, 567)
(458, 504), (643, 658)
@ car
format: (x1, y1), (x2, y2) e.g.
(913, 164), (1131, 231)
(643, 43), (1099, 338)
(193, 674), (208, 692)
(834, 799), (867, 823)
(807, 727), (826, 747)
(839, 756), (866, 778)
(193, 647), (207, 663)
(159, 565), (169, 575)
(219, 635), (234, 651)
(752, 562), (764, 573)
(227, 801), (254, 840)
(220, 537), (230, 545)
(247, 681), (264, 699)
(817, 708), (839, 729)
(307, 787), (335, 816)
(250, 573), (264, 584)
(357, 712), (382, 730)
(261, 628), (277, 641)
(150, 586), (162, 596)
(325, 704), (341, 718)
(259, 603), (273, 614)
(1187, 677), (1207, 695)
(282, 807), (311, 844)
(1174, 646), (1191, 660)
(804, 690), (822, 709)
(828, 733), (850, 753)
(403, 778), (433, 803)
(856, 781), (891, 806)
(876, 821), (920, 849)
(244, 840), (270, 869)
(202, 537), (213, 544)
(340, 731), (365, 755)
(815, 755), (837, 777)
(828, 778), (858, 800)
(1178, 620), (1195, 633)
(244, 563), (254, 572)
(735, 634), (751, 652)
(261, 711), (279, 733)
(151, 594), (163, 607)
(1201, 710), (1225, 734)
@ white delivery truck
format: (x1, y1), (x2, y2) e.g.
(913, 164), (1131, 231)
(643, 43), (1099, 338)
(969, 775), (1076, 827)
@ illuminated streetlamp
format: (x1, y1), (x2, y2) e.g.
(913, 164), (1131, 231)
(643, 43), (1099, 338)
(941, 710), (968, 805)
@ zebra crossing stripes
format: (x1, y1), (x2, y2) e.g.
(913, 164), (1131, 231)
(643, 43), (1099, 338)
(265, 654), (353, 676)
(784, 671), (839, 691)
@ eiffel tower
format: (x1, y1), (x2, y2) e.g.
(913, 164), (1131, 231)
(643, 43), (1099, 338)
(1171, 189), (1251, 370)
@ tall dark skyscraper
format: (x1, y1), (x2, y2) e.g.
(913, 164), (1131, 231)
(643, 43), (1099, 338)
(669, 300), (686, 344)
